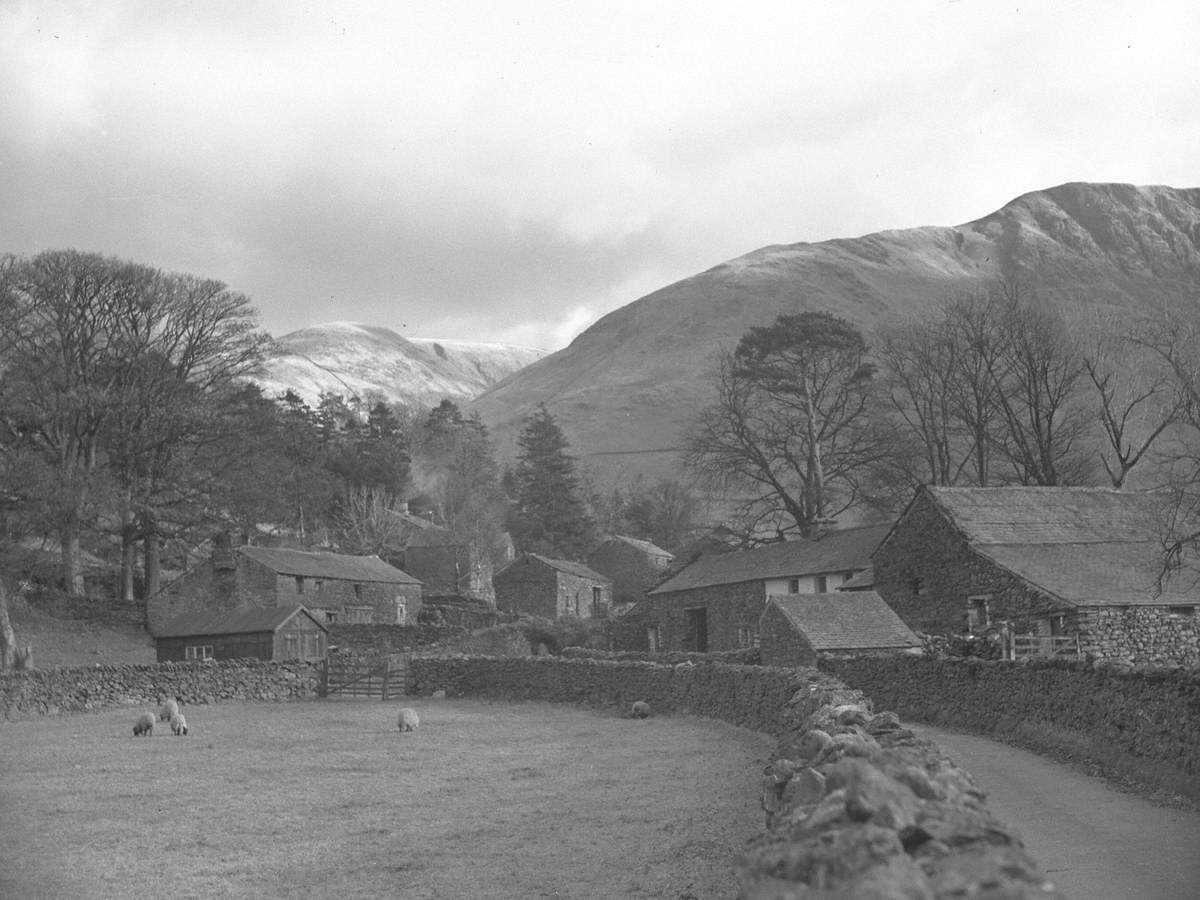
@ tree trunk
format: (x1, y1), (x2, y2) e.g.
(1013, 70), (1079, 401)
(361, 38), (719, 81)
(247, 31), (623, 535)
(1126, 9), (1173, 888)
(0, 584), (15, 670)
(143, 530), (162, 600)
(120, 493), (138, 602)
(60, 526), (85, 596)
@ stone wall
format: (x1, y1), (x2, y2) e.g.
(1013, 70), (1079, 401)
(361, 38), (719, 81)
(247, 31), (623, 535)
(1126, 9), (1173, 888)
(326, 623), (467, 654)
(1079, 605), (1200, 667)
(406, 654), (1065, 898)
(824, 655), (1200, 803)
(0, 659), (322, 720)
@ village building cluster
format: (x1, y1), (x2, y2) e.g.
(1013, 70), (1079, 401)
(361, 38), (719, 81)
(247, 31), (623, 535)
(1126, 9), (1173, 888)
(149, 486), (1199, 669)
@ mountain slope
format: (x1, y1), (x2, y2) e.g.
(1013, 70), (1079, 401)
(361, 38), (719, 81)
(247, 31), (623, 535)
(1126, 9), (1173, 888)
(253, 322), (546, 409)
(469, 182), (1200, 482)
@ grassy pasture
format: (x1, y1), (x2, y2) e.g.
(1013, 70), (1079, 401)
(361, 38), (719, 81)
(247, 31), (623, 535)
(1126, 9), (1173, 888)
(0, 699), (773, 899)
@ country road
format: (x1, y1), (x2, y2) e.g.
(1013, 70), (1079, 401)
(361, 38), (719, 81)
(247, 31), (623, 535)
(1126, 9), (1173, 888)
(916, 725), (1200, 900)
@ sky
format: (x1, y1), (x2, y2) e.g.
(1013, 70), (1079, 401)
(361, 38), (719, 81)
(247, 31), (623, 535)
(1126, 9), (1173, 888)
(2, 1), (1197, 351)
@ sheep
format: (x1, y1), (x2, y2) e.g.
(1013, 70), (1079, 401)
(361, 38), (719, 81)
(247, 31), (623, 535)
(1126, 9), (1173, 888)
(630, 700), (651, 719)
(133, 711), (156, 737)
(169, 712), (189, 736)
(159, 698), (180, 722)
(397, 708), (420, 732)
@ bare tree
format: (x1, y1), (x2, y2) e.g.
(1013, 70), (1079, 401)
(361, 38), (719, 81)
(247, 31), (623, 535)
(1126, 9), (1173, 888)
(336, 486), (407, 558)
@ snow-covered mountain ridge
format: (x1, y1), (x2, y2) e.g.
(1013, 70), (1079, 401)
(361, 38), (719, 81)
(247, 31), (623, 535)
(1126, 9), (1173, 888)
(251, 321), (546, 409)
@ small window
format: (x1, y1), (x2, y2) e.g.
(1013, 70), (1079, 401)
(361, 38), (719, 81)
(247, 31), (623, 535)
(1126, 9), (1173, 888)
(294, 576), (305, 594)
(1168, 606), (1196, 618)
(966, 595), (990, 632)
(185, 645), (213, 661)
(345, 605), (373, 625)
(737, 625), (759, 648)
(314, 579), (324, 594)
(910, 577), (924, 597)
(647, 625), (661, 653)
(591, 586), (602, 616)
(353, 583), (363, 601)
(788, 578), (801, 593)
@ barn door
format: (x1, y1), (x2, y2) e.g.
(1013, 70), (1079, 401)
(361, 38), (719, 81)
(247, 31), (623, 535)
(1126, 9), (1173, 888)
(684, 607), (708, 653)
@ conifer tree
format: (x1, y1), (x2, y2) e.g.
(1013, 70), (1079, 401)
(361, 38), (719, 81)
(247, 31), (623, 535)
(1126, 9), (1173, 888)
(508, 404), (595, 559)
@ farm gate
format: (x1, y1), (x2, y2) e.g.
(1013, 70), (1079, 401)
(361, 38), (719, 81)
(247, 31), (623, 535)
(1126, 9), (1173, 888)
(320, 654), (410, 699)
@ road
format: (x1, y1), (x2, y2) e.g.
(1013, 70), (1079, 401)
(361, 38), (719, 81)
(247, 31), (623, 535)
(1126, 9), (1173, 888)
(915, 725), (1200, 900)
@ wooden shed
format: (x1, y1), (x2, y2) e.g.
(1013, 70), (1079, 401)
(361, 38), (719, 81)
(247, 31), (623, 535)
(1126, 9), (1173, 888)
(155, 605), (329, 662)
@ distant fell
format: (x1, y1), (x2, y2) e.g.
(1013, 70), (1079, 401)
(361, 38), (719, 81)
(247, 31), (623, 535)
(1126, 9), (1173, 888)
(468, 182), (1200, 483)
(253, 321), (546, 409)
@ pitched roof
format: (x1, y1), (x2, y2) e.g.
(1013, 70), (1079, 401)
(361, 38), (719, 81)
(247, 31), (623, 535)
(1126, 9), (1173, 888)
(238, 546), (421, 584)
(157, 604), (327, 639)
(526, 553), (611, 583)
(838, 566), (874, 590)
(766, 592), (922, 651)
(893, 487), (1200, 607)
(609, 535), (674, 559)
(649, 523), (892, 595)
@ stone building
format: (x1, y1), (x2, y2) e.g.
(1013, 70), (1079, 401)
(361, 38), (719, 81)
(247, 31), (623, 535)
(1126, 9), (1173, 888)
(874, 486), (1200, 666)
(758, 592), (922, 667)
(149, 540), (423, 633)
(627, 523), (892, 653)
(493, 553), (613, 619)
(586, 535), (674, 610)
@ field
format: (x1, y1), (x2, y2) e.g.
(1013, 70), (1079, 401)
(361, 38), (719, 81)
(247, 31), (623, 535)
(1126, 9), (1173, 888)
(0, 698), (774, 899)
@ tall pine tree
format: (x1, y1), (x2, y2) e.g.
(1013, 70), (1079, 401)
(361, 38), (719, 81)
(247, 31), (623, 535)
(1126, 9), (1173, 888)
(508, 405), (595, 559)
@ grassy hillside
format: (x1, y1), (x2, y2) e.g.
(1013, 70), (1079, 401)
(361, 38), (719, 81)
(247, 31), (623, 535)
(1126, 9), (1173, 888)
(6, 594), (155, 668)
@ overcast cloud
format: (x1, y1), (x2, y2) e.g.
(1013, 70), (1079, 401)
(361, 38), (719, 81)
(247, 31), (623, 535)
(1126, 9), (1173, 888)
(2, 1), (1197, 349)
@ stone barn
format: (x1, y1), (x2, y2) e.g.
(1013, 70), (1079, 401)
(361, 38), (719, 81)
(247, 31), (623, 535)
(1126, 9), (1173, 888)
(874, 486), (1200, 666)
(628, 523), (892, 653)
(155, 605), (328, 662)
(758, 592), (922, 667)
(586, 535), (674, 610)
(493, 553), (613, 619)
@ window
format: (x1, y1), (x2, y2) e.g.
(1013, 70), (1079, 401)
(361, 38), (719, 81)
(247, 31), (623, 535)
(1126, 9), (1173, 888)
(319, 608), (338, 624)
(788, 578), (801, 594)
(353, 583), (363, 601)
(314, 579), (324, 594)
(646, 625), (661, 653)
(814, 575), (828, 593)
(185, 644), (213, 661)
(345, 606), (373, 625)
(284, 633), (300, 659)
(1168, 606), (1196, 618)
(302, 633), (321, 658)
(294, 576), (305, 594)
(910, 577), (924, 597)
(737, 624), (759, 648)
(966, 595), (990, 632)
(591, 586), (603, 616)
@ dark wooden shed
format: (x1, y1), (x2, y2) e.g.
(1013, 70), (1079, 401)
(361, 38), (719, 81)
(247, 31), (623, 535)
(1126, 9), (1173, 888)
(155, 605), (329, 662)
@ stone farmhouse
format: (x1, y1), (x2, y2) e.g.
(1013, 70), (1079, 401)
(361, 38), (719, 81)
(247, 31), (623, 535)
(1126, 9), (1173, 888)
(628, 523), (893, 653)
(493, 553), (613, 619)
(759, 592), (922, 667)
(875, 486), (1200, 666)
(585, 535), (674, 610)
(149, 540), (423, 633)
(156, 604), (328, 662)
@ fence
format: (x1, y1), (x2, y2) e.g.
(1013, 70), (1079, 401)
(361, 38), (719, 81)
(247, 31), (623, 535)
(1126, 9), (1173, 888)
(320, 655), (410, 699)
(1007, 633), (1081, 660)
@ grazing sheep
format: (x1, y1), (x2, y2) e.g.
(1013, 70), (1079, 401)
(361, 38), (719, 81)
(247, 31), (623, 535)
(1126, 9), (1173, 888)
(133, 711), (156, 737)
(169, 712), (189, 736)
(397, 708), (420, 732)
(630, 700), (651, 719)
(159, 698), (180, 721)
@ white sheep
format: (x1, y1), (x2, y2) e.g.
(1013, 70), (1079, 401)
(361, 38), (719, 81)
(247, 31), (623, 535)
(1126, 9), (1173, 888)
(397, 708), (420, 732)
(133, 711), (156, 737)
(169, 712), (189, 736)
(159, 698), (180, 722)
(630, 700), (651, 719)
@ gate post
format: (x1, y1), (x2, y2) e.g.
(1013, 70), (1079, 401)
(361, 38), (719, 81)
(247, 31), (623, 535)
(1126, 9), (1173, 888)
(381, 658), (390, 702)
(319, 658), (329, 698)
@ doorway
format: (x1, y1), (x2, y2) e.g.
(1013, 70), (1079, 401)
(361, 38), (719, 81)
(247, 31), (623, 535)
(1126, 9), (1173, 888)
(684, 606), (708, 652)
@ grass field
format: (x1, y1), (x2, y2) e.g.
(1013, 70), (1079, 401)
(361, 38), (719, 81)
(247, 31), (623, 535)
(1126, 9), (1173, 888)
(0, 698), (774, 899)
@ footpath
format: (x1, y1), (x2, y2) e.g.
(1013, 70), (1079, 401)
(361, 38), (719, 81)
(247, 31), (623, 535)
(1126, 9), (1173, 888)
(916, 725), (1200, 900)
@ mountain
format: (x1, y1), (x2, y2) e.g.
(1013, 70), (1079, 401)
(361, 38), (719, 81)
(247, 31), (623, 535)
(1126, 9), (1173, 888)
(253, 321), (546, 409)
(469, 182), (1200, 483)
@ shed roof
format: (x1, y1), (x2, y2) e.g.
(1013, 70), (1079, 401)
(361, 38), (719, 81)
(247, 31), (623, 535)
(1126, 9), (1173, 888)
(522, 553), (611, 583)
(766, 592), (922, 651)
(156, 604), (327, 639)
(838, 567), (875, 590)
(607, 535), (674, 559)
(649, 523), (891, 595)
(238, 546), (420, 584)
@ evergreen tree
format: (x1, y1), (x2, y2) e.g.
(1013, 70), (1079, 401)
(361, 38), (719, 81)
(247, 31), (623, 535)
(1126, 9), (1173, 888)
(508, 405), (595, 559)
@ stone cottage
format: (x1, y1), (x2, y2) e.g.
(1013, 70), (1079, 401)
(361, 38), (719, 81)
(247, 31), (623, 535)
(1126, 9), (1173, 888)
(149, 540), (423, 633)
(874, 486), (1200, 666)
(493, 553), (613, 620)
(585, 535), (674, 610)
(758, 592), (922, 667)
(628, 523), (892, 653)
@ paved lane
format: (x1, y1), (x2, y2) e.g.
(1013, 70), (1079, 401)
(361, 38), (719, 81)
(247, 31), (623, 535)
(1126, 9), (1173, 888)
(915, 725), (1200, 900)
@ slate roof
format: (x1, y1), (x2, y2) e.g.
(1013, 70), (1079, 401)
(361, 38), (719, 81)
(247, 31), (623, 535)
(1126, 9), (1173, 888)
(157, 604), (327, 639)
(609, 535), (674, 559)
(838, 567), (875, 590)
(890, 486), (1200, 607)
(504, 553), (612, 583)
(238, 546), (421, 584)
(766, 592), (922, 651)
(649, 523), (892, 595)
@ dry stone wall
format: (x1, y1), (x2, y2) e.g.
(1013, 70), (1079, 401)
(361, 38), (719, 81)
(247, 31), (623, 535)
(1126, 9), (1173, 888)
(823, 655), (1200, 803)
(409, 654), (1066, 898)
(0, 659), (322, 720)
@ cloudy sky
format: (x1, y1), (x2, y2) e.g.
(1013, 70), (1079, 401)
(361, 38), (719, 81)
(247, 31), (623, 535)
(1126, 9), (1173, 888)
(2, 1), (1196, 350)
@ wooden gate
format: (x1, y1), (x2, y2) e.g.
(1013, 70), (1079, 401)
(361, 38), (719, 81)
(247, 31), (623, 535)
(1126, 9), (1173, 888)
(321, 655), (409, 700)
